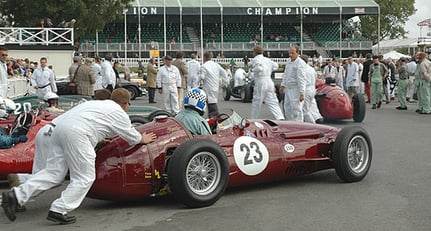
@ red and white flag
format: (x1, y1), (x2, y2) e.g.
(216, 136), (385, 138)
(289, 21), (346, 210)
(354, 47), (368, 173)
(417, 18), (431, 26)
(355, 8), (365, 14)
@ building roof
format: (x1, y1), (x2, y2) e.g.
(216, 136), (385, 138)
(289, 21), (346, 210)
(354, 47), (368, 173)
(130, 0), (379, 16)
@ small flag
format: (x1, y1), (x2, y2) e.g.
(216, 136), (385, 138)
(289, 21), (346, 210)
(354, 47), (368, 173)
(355, 8), (365, 14)
(417, 18), (431, 26)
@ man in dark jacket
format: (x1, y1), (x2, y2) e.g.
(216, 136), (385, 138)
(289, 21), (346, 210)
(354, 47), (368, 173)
(361, 53), (373, 103)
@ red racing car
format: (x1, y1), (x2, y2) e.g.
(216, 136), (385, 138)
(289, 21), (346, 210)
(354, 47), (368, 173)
(87, 110), (372, 208)
(315, 81), (366, 122)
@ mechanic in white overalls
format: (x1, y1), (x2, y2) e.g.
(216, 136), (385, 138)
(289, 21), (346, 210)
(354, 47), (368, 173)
(2, 88), (157, 224)
(30, 57), (57, 100)
(199, 51), (227, 117)
(300, 55), (323, 123)
(250, 45), (284, 120)
(234, 68), (247, 87)
(279, 45), (307, 121)
(157, 55), (181, 114)
(186, 54), (201, 90)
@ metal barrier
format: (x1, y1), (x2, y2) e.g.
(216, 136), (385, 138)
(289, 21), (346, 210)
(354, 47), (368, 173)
(7, 77), (31, 99)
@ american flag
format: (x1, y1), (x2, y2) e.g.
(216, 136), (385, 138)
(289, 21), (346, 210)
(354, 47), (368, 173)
(417, 18), (431, 26)
(355, 8), (365, 14)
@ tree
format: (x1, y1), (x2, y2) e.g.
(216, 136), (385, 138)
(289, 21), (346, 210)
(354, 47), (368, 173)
(0, 0), (132, 40)
(359, 0), (415, 44)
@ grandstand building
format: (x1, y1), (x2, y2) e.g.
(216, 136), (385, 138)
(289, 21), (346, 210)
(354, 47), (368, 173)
(78, 0), (379, 59)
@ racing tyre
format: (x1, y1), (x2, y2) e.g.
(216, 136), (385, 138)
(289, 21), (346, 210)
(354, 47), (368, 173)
(240, 85), (252, 103)
(222, 87), (231, 101)
(352, 93), (366, 122)
(168, 139), (229, 208)
(147, 110), (174, 121)
(126, 86), (138, 100)
(129, 115), (149, 126)
(332, 126), (372, 182)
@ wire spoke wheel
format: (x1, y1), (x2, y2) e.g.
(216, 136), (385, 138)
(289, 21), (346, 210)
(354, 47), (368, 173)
(186, 152), (221, 196)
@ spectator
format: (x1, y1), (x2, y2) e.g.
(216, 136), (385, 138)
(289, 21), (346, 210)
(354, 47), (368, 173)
(75, 58), (96, 97)
(172, 51), (188, 108)
(146, 58), (157, 103)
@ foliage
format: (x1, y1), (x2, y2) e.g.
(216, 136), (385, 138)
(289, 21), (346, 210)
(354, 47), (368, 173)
(359, 0), (415, 43)
(0, 0), (132, 39)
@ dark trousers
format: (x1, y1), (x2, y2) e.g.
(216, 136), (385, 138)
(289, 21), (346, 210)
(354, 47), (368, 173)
(148, 87), (156, 103)
(208, 103), (219, 118)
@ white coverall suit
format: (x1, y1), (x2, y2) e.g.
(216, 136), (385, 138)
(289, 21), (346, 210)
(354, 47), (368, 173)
(13, 100), (142, 215)
(31, 67), (57, 100)
(234, 68), (247, 87)
(101, 60), (116, 89)
(199, 60), (227, 116)
(0, 60), (7, 98)
(187, 59), (201, 90)
(157, 65), (181, 114)
(250, 54), (285, 120)
(282, 57), (307, 121)
(303, 64), (322, 123)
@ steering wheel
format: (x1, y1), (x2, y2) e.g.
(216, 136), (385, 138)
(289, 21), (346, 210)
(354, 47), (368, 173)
(216, 113), (230, 123)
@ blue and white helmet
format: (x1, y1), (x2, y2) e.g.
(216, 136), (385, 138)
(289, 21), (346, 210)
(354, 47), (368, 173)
(184, 88), (207, 115)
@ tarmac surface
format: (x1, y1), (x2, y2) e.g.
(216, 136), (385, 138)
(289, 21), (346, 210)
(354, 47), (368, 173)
(1, 92), (430, 231)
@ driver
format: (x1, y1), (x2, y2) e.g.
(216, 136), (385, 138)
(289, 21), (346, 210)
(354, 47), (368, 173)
(0, 98), (28, 149)
(43, 92), (64, 113)
(175, 88), (212, 135)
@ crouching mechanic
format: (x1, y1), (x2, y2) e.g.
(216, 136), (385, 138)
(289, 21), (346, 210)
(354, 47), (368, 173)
(1, 88), (157, 225)
(175, 88), (212, 135)
(0, 98), (28, 149)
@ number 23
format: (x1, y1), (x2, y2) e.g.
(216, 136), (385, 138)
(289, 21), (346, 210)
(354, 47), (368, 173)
(240, 142), (263, 165)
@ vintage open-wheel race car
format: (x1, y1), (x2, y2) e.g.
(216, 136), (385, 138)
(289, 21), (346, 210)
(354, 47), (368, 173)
(315, 81), (366, 123)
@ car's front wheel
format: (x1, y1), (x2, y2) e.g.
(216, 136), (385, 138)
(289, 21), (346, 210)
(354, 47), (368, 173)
(126, 86), (137, 100)
(222, 87), (231, 101)
(332, 126), (372, 182)
(168, 139), (229, 208)
(352, 93), (366, 122)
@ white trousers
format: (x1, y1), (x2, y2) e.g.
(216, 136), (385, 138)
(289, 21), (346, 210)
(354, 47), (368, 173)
(14, 122), (96, 214)
(17, 125), (53, 183)
(303, 87), (319, 123)
(251, 80), (284, 120)
(283, 86), (304, 121)
(162, 84), (180, 114)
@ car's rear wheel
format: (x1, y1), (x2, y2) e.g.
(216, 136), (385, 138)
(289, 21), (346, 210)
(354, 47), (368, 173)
(129, 115), (149, 126)
(240, 85), (252, 103)
(168, 139), (229, 208)
(352, 93), (366, 122)
(147, 110), (174, 121)
(332, 126), (372, 182)
(222, 87), (231, 101)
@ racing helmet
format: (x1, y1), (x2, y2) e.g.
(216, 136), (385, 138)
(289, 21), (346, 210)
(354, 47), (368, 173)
(0, 97), (16, 118)
(43, 92), (59, 102)
(184, 88), (207, 115)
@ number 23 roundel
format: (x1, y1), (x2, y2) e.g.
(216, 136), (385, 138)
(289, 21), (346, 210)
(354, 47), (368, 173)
(233, 136), (269, 176)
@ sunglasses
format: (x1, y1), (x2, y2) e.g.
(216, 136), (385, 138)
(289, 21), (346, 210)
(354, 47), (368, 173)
(1, 54), (8, 57)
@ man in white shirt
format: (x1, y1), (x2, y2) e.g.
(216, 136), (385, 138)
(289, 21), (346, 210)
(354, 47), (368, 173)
(92, 57), (103, 93)
(101, 55), (116, 91)
(199, 51), (227, 117)
(157, 55), (182, 114)
(279, 45), (307, 121)
(345, 56), (360, 98)
(300, 55), (323, 123)
(0, 47), (8, 98)
(31, 57), (57, 100)
(186, 54), (200, 90)
(406, 57), (417, 102)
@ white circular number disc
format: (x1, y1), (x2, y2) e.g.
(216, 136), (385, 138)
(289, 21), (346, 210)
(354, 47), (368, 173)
(233, 136), (269, 176)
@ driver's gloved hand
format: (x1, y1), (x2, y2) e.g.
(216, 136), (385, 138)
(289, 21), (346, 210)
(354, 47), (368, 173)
(14, 135), (28, 144)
